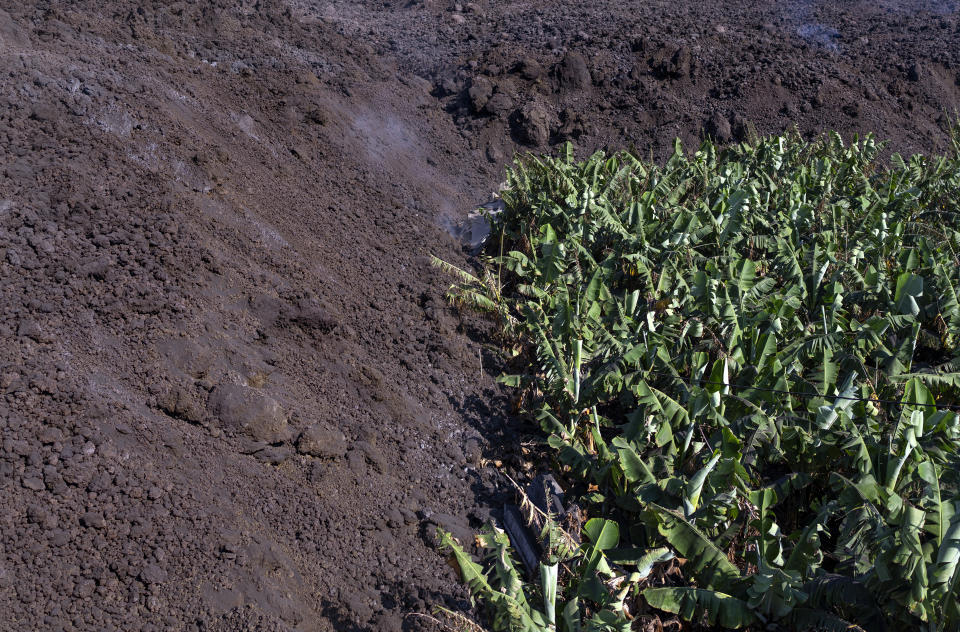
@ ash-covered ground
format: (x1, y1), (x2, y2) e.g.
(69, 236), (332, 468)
(1, 1), (959, 630)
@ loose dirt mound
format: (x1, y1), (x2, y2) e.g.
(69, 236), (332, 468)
(1, 1), (958, 631)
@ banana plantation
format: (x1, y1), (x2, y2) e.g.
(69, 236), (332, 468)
(436, 130), (960, 631)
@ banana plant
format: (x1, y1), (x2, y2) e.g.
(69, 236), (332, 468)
(440, 517), (647, 632)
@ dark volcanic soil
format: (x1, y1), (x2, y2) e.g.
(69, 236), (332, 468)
(1, 1), (959, 630)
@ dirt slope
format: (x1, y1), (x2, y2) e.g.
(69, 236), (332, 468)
(1, 1), (958, 631)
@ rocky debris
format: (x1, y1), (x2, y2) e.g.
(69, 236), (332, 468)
(296, 423), (348, 459)
(26, 505), (58, 529)
(421, 510), (474, 549)
(285, 297), (338, 333)
(652, 45), (692, 79)
(207, 384), (289, 443)
(432, 1), (958, 165)
(706, 111), (732, 142)
(352, 440), (386, 473)
(485, 140), (505, 163)
(557, 107), (586, 141)
(463, 437), (482, 467)
(843, 101), (862, 118)
(158, 337), (217, 380)
(157, 384), (205, 423)
(515, 101), (558, 146)
(249, 293), (339, 333)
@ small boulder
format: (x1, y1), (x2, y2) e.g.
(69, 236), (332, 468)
(296, 423), (347, 460)
(286, 298), (338, 333)
(29, 104), (57, 122)
(706, 112), (732, 142)
(559, 51), (592, 90)
(515, 57), (544, 81)
(353, 440), (386, 473)
(208, 384), (288, 443)
(435, 76), (460, 97)
(674, 47), (692, 77)
(139, 564), (168, 585)
(731, 113), (753, 141)
(515, 101), (557, 146)
(485, 141), (504, 163)
(653, 45), (692, 79)
(79, 254), (112, 280)
(468, 76), (493, 113)
(556, 108), (585, 141)
(157, 337), (216, 379)
(424, 511), (474, 548)
(304, 107), (327, 125)
(17, 319), (51, 343)
(80, 512), (106, 529)
(74, 579), (96, 598)
(344, 590), (375, 626)
(21, 476), (44, 491)
(483, 91), (514, 118)
(158, 385), (205, 423)
(463, 438), (482, 467)
(253, 445), (293, 465)
(842, 102), (861, 118)
(907, 62), (922, 82)
(37, 426), (64, 444)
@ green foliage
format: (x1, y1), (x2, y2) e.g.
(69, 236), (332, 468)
(643, 588), (757, 629)
(439, 521), (639, 632)
(438, 129), (960, 630)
